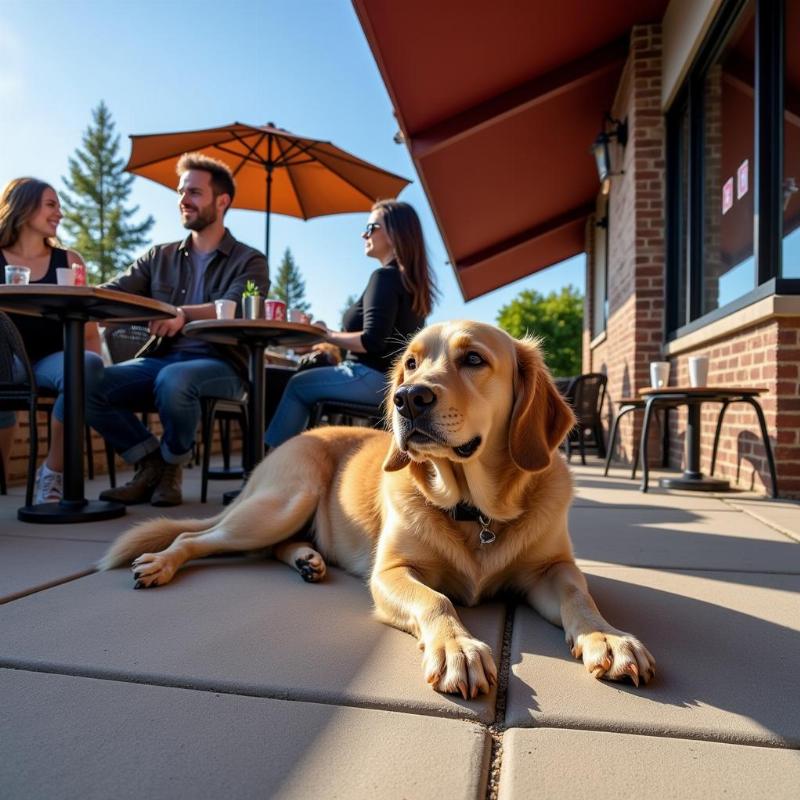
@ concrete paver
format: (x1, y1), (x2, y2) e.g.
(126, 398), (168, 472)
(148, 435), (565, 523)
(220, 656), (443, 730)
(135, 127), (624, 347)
(0, 559), (504, 722)
(497, 728), (800, 800)
(0, 535), (104, 603)
(2, 458), (799, 797)
(0, 669), (490, 800)
(570, 506), (800, 571)
(506, 566), (800, 746)
(0, 470), (228, 544)
(721, 497), (800, 542)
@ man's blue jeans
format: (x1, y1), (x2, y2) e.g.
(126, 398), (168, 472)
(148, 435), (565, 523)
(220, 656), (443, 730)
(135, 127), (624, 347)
(0, 350), (105, 429)
(265, 360), (387, 448)
(85, 353), (244, 466)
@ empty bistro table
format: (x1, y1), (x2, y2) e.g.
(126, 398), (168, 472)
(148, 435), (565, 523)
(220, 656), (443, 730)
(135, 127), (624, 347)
(637, 386), (778, 497)
(183, 319), (324, 497)
(0, 285), (176, 523)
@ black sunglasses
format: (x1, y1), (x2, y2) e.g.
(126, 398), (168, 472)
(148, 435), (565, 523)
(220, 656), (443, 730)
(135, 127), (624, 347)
(363, 222), (382, 237)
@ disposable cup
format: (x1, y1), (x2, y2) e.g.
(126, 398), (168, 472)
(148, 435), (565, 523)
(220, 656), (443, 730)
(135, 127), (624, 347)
(264, 299), (287, 321)
(688, 355), (709, 388)
(288, 308), (304, 323)
(214, 299), (236, 319)
(56, 267), (76, 286)
(649, 361), (671, 388)
(4, 265), (30, 285)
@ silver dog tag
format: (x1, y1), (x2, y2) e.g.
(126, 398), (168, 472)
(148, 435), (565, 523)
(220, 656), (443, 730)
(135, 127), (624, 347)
(478, 515), (496, 545)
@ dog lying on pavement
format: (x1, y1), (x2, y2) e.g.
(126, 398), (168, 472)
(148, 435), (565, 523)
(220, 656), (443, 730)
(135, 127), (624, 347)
(100, 321), (655, 698)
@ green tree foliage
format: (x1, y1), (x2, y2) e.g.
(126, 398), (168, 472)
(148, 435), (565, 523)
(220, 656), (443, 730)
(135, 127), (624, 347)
(496, 285), (584, 377)
(269, 247), (310, 312)
(60, 101), (154, 283)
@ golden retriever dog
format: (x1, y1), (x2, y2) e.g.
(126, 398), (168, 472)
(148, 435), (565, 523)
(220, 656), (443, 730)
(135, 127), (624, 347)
(99, 321), (654, 698)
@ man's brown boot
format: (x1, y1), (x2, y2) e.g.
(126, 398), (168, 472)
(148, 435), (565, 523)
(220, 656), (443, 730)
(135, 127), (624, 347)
(151, 462), (183, 507)
(99, 451), (165, 505)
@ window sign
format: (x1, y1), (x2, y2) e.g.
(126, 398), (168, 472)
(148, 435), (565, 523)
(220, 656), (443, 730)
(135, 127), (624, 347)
(722, 177), (734, 214)
(737, 159), (749, 199)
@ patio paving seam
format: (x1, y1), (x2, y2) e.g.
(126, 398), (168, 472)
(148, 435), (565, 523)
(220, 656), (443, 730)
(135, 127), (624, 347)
(0, 568), (95, 606)
(0, 659), (498, 724)
(719, 500), (800, 543)
(512, 717), (800, 751)
(574, 563), (800, 575)
(484, 604), (513, 800)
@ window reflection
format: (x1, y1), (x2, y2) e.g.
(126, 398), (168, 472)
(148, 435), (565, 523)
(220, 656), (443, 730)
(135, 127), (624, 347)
(702, 2), (756, 313)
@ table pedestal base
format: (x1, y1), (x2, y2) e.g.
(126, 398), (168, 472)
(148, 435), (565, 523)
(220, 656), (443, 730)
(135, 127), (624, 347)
(659, 475), (729, 492)
(18, 499), (126, 524)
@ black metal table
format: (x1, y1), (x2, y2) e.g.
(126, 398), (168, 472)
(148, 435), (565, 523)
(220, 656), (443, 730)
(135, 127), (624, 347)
(183, 319), (324, 500)
(0, 286), (176, 523)
(638, 386), (778, 496)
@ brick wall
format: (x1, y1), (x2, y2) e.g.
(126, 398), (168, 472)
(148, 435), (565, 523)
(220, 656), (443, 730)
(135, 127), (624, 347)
(586, 24), (667, 463)
(584, 24), (799, 498)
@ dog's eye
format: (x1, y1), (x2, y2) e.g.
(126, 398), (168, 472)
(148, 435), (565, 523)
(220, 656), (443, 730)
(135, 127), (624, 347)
(463, 351), (486, 367)
(405, 356), (417, 371)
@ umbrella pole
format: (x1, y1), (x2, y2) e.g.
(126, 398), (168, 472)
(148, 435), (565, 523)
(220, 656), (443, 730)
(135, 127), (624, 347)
(265, 165), (273, 269)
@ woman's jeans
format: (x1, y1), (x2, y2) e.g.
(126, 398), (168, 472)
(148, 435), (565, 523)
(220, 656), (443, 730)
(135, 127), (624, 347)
(0, 350), (105, 429)
(265, 360), (387, 448)
(85, 353), (244, 466)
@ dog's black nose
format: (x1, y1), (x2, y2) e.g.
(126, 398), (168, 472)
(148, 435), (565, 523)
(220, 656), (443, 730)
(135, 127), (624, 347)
(393, 384), (437, 420)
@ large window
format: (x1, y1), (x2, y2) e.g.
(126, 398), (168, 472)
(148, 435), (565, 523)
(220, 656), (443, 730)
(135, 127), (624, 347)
(667, 0), (800, 336)
(701, 5), (755, 313)
(592, 194), (608, 338)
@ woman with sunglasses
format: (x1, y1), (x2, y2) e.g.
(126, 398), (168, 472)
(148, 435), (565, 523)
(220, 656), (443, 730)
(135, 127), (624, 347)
(0, 177), (104, 503)
(265, 199), (437, 448)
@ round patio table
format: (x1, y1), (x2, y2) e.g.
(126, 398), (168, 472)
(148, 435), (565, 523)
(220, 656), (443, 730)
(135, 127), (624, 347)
(637, 386), (777, 496)
(0, 285), (177, 523)
(183, 319), (324, 495)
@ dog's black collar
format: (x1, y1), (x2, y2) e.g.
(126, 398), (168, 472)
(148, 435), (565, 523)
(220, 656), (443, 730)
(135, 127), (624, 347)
(448, 503), (496, 545)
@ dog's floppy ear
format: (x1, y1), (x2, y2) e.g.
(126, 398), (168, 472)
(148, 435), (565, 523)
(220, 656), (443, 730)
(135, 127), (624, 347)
(383, 441), (411, 472)
(509, 338), (576, 472)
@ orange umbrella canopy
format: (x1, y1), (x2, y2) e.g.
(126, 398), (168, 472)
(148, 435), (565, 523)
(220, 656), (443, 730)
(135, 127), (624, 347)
(126, 121), (411, 261)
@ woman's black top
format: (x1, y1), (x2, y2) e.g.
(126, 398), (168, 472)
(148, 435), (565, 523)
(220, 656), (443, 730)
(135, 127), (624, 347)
(0, 247), (67, 364)
(341, 261), (425, 375)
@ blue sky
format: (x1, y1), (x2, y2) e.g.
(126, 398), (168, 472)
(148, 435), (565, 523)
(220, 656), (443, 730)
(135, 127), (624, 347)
(0, 0), (584, 326)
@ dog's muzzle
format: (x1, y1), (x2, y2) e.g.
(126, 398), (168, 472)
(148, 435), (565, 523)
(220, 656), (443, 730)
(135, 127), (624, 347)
(393, 384), (436, 420)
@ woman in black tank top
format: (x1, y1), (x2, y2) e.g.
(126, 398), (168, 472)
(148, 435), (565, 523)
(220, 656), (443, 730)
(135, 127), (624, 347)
(0, 178), (104, 504)
(265, 200), (438, 447)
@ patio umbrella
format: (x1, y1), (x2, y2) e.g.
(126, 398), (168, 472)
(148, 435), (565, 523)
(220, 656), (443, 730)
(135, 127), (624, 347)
(125, 121), (411, 266)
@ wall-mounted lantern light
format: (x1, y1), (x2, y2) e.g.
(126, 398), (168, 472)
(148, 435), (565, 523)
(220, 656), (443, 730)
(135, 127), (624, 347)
(591, 114), (628, 195)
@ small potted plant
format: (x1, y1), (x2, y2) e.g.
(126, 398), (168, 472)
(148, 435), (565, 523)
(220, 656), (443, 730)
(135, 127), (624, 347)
(241, 280), (263, 320)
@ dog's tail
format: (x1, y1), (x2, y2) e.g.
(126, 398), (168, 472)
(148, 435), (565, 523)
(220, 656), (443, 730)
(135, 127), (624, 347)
(97, 511), (225, 571)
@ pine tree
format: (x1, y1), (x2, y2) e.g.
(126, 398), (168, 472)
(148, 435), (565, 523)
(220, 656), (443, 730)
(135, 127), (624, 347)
(60, 101), (154, 283)
(269, 247), (310, 312)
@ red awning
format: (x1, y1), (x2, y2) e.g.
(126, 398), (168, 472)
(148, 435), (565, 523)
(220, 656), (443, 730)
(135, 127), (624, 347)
(353, 0), (668, 299)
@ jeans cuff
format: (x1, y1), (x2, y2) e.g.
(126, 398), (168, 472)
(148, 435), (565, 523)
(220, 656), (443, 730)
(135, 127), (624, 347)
(121, 437), (160, 466)
(160, 441), (194, 466)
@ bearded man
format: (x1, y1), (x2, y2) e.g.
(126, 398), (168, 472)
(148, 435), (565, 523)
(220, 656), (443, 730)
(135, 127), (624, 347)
(87, 153), (268, 506)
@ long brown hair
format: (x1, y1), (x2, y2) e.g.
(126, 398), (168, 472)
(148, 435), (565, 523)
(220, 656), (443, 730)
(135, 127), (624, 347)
(373, 199), (438, 317)
(0, 178), (60, 250)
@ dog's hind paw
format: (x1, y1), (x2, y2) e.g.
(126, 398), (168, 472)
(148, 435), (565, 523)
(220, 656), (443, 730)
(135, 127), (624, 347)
(295, 551), (327, 583)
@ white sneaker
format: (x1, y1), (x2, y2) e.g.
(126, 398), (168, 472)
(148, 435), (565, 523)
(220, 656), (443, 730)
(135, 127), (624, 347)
(34, 464), (63, 504)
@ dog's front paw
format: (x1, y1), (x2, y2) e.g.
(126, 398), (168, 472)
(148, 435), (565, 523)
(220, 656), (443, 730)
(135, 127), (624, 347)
(571, 631), (655, 686)
(421, 634), (497, 699)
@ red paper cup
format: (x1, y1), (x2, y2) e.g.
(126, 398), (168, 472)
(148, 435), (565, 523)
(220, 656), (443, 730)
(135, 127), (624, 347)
(264, 299), (286, 321)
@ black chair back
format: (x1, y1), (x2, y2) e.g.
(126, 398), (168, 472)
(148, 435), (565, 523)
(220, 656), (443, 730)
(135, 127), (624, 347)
(0, 312), (36, 393)
(103, 325), (152, 364)
(570, 373), (607, 428)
